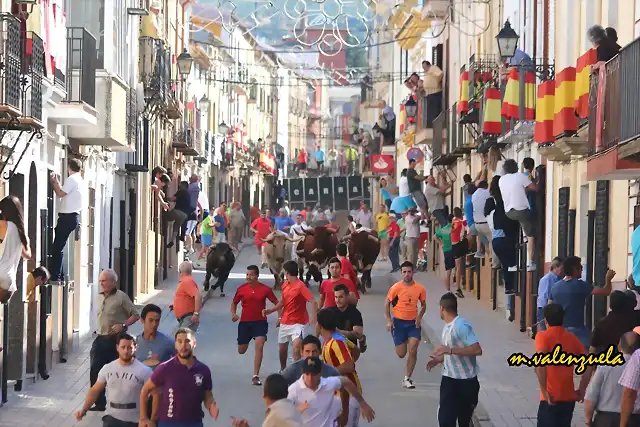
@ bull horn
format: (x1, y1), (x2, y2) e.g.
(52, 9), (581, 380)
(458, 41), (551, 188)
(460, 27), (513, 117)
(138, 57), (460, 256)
(368, 234), (379, 243)
(286, 235), (304, 242)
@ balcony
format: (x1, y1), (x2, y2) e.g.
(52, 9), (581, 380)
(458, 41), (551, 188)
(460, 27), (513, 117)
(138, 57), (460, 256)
(0, 15), (22, 122)
(587, 39), (640, 181)
(413, 87), (444, 145)
(48, 28), (98, 127)
(124, 87), (147, 172)
(138, 36), (171, 119)
(431, 109), (458, 166)
(172, 128), (199, 157)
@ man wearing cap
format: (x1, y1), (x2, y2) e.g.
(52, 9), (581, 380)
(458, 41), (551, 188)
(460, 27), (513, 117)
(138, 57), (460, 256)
(406, 159), (429, 216)
(287, 357), (375, 427)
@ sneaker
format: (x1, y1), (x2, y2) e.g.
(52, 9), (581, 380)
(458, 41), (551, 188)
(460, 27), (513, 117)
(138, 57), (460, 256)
(220, 293), (226, 298)
(261, 263), (268, 269)
(527, 263), (537, 272)
(507, 266), (518, 272)
(474, 251), (485, 259)
(252, 376), (262, 386)
(402, 377), (415, 389)
(455, 289), (464, 298)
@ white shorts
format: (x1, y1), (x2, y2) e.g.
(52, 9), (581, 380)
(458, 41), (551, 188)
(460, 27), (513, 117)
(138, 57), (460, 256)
(278, 323), (307, 344)
(214, 233), (225, 244)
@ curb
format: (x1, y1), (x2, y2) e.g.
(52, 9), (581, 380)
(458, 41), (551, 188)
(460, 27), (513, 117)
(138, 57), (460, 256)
(389, 272), (494, 427)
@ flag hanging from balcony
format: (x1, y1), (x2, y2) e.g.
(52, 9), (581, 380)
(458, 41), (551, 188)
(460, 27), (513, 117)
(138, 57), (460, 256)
(575, 48), (597, 119)
(534, 80), (556, 144)
(399, 104), (406, 134)
(553, 67), (578, 138)
(482, 88), (502, 135)
(457, 71), (470, 115)
(501, 69), (536, 120)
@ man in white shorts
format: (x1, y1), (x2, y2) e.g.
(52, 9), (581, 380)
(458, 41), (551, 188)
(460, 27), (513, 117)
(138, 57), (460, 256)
(264, 261), (318, 371)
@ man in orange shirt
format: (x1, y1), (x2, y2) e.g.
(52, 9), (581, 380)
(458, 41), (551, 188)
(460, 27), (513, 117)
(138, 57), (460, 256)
(264, 261), (318, 371)
(535, 303), (584, 427)
(173, 261), (202, 331)
(250, 211), (273, 268)
(384, 261), (427, 389)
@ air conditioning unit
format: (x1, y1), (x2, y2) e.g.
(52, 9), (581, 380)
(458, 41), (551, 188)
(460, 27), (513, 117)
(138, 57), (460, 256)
(128, 0), (150, 15)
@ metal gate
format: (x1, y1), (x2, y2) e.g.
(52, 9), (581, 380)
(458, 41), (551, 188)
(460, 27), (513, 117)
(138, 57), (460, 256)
(283, 176), (371, 211)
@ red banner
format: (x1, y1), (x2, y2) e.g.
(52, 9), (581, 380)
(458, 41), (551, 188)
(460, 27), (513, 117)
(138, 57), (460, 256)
(371, 155), (394, 173)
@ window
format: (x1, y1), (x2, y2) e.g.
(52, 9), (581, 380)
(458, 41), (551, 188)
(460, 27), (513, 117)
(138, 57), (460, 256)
(88, 188), (96, 283)
(113, 0), (129, 80)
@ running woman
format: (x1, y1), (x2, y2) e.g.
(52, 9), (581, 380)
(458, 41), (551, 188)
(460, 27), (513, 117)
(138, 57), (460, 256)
(263, 260), (318, 371)
(76, 333), (152, 427)
(385, 261), (426, 389)
(139, 328), (220, 427)
(318, 257), (359, 309)
(231, 265), (280, 386)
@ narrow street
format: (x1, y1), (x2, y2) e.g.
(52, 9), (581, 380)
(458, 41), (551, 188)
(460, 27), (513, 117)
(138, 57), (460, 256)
(0, 247), (445, 427)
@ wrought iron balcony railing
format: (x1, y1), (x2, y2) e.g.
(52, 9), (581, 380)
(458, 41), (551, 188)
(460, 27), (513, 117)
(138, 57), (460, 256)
(63, 27), (97, 108)
(139, 37), (170, 112)
(588, 56), (620, 155)
(619, 38), (640, 148)
(19, 31), (45, 128)
(124, 87), (148, 172)
(0, 14), (21, 118)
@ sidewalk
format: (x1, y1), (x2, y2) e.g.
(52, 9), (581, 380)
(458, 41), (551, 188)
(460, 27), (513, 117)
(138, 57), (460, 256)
(392, 270), (586, 427)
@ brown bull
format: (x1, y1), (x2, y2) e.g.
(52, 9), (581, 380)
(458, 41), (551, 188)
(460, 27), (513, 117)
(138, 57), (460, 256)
(295, 226), (339, 285)
(346, 229), (380, 290)
(262, 232), (304, 290)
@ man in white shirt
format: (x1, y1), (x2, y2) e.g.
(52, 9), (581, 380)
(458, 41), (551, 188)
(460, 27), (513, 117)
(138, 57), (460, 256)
(498, 159), (538, 271)
(470, 180), (492, 260)
(49, 158), (86, 282)
(404, 209), (421, 265)
(290, 214), (309, 261)
(355, 205), (373, 229)
(287, 357), (375, 427)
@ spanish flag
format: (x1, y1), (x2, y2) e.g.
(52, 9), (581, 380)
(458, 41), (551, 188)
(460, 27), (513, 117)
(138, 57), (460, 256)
(482, 88), (502, 135)
(553, 67), (578, 138)
(501, 68), (520, 119)
(458, 71), (470, 115)
(523, 71), (536, 120)
(534, 80), (556, 144)
(575, 49), (597, 119)
(399, 104), (406, 134)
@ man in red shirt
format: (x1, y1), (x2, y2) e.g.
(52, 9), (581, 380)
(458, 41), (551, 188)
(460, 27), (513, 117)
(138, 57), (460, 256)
(319, 257), (358, 309)
(250, 211), (272, 268)
(388, 213), (402, 273)
(231, 265), (279, 386)
(336, 243), (359, 289)
(263, 261), (318, 371)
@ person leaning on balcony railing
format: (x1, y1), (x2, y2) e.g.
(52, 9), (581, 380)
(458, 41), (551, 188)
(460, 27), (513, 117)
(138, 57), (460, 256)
(588, 24), (621, 73)
(164, 181), (191, 249)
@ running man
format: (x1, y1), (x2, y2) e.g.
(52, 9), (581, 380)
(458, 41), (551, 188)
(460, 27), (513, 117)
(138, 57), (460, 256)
(331, 284), (366, 353)
(385, 261), (426, 389)
(336, 243), (360, 289)
(427, 292), (482, 427)
(319, 257), (359, 309)
(263, 261), (318, 371)
(251, 210), (273, 269)
(139, 328), (219, 427)
(231, 265), (280, 386)
(76, 333), (152, 427)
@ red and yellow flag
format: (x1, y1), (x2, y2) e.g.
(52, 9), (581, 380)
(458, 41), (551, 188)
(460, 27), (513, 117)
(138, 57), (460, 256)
(501, 69), (536, 120)
(458, 71), (470, 115)
(575, 49), (597, 119)
(482, 88), (502, 135)
(553, 67), (578, 138)
(534, 80), (556, 144)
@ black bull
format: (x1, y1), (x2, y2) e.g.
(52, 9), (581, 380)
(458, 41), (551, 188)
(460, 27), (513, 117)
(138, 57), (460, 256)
(345, 230), (380, 290)
(295, 227), (339, 285)
(203, 243), (236, 292)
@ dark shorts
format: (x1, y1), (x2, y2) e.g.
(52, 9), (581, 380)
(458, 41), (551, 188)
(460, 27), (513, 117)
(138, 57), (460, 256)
(238, 320), (269, 345)
(443, 251), (455, 271)
(299, 162), (307, 170)
(317, 160), (324, 168)
(452, 240), (468, 259)
(536, 400), (575, 427)
(391, 318), (421, 346)
(438, 376), (480, 427)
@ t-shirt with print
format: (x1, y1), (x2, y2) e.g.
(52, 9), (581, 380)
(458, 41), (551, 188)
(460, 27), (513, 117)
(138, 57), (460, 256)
(280, 279), (315, 325)
(375, 212), (391, 232)
(548, 278), (592, 328)
(451, 218), (467, 245)
(386, 281), (426, 321)
(98, 359), (153, 423)
(320, 278), (359, 308)
(135, 332), (175, 370)
(535, 326), (584, 402)
(441, 316), (479, 380)
(435, 224), (453, 252)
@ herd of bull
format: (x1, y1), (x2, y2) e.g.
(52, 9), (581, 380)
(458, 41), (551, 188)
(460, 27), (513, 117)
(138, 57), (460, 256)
(199, 226), (382, 294)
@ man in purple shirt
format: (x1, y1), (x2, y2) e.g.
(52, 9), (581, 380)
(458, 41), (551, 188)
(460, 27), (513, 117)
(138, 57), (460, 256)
(139, 328), (219, 427)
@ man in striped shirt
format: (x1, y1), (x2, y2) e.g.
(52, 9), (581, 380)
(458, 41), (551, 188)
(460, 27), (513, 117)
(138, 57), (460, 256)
(427, 292), (482, 427)
(317, 308), (364, 427)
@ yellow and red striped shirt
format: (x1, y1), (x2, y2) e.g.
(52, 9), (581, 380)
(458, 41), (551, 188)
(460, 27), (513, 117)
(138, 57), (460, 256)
(322, 334), (362, 394)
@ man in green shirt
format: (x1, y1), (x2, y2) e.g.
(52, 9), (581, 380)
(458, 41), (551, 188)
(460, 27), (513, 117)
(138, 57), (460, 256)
(434, 218), (455, 291)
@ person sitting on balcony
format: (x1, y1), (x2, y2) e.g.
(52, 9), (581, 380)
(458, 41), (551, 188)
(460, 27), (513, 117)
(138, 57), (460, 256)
(588, 25), (620, 73)
(424, 174), (452, 227)
(0, 196), (32, 304)
(314, 146), (325, 174)
(391, 169), (418, 214)
(49, 158), (86, 282)
(165, 181), (191, 249)
(498, 159), (538, 272)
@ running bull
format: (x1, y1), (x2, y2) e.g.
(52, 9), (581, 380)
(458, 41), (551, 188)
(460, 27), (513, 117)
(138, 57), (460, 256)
(346, 229), (380, 290)
(295, 226), (340, 286)
(203, 242), (236, 295)
(262, 231), (304, 290)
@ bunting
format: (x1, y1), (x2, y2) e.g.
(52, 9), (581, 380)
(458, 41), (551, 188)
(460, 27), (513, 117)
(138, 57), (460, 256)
(457, 71), (470, 115)
(482, 88), (502, 135)
(534, 80), (556, 144)
(575, 49), (597, 119)
(501, 69), (536, 120)
(553, 67), (578, 137)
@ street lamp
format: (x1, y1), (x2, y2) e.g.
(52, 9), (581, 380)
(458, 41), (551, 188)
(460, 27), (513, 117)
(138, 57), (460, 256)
(14, 0), (37, 17)
(199, 95), (210, 112)
(218, 121), (230, 135)
(404, 97), (418, 120)
(177, 49), (194, 78)
(240, 165), (249, 177)
(496, 20), (520, 60)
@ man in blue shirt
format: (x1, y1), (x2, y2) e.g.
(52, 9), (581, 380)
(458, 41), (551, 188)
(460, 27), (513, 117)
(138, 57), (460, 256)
(536, 257), (563, 331)
(274, 208), (294, 232)
(315, 147), (325, 173)
(631, 224), (640, 286)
